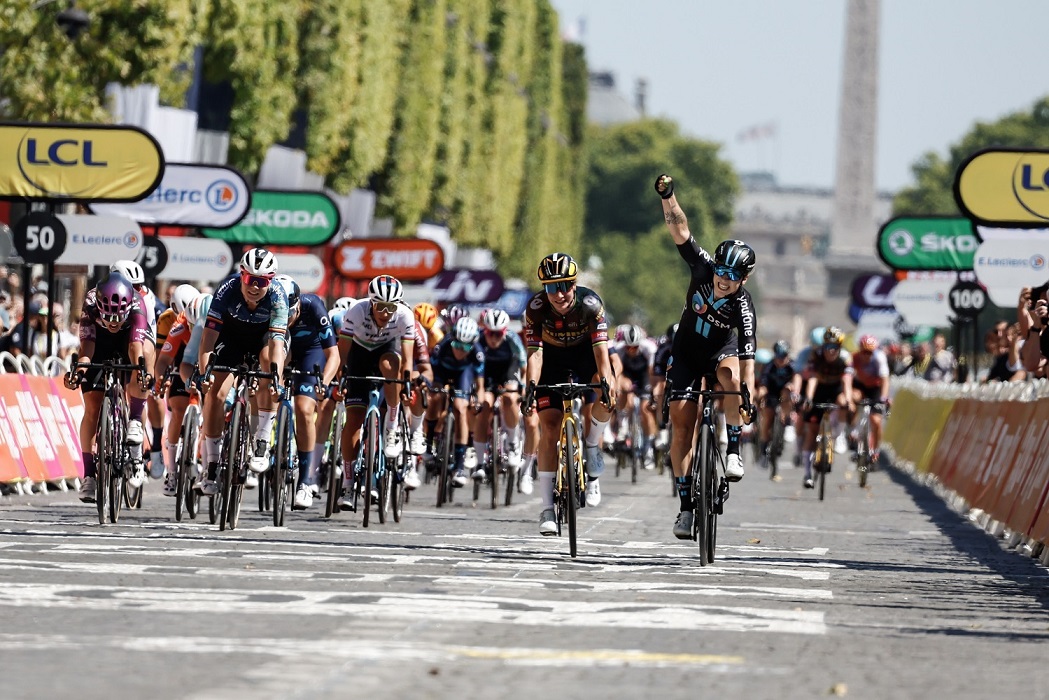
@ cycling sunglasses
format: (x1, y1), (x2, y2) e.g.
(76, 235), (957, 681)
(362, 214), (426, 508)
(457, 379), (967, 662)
(240, 271), (272, 289)
(713, 265), (744, 282)
(543, 281), (574, 294)
(373, 301), (398, 314)
(99, 312), (124, 326)
(451, 340), (472, 352)
(484, 327), (507, 338)
(823, 342), (841, 352)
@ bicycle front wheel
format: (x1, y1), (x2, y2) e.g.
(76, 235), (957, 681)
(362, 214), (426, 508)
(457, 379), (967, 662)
(694, 426), (714, 565)
(96, 396), (114, 525)
(219, 403), (243, 531)
(273, 405), (295, 526)
(816, 440), (828, 502)
(108, 401), (126, 524)
(563, 420), (580, 558)
(362, 410), (379, 527)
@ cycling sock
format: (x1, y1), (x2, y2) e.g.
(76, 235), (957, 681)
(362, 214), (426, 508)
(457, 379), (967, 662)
(297, 451), (313, 484)
(726, 425), (742, 455)
(385, 405), (400, 434)
(586, 416), (608, 447)
(152, 427), (163, 454)
(256, 410), (276, 444)
(454, 444), (467, 469)
(410, 413), (424, 433)
(164, 440), (178, 473)
(803, 451), (814, 475)
(676, 475), (693, 511)
(538, 471), (555, 508)
(523, 454), (537, 475)
(425, 419), (437, 447)
(249, 413), (259, 435)
(204, 436), (222, 468)
(474, 441), (489, 464)
(311, 444), (325, 473)
(82, 451), (96, 479)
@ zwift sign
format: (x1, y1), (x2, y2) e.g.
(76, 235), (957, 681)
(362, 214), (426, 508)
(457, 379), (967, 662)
(877, 216), (977, 271)
(333, 238), (444, 281)
(90, 163), (250, 228)
(0, 122), (164, 201)
(203, 189), (340, 245)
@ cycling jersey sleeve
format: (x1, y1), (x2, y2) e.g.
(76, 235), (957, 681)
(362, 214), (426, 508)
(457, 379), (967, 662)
(677, 236), (714, 271)
(182, 320), (205, 368)
(508, 332), (526, 374)
(736, 289), (757, 360)
(266, 283), (289, 340)
(205, 276), (237, 332)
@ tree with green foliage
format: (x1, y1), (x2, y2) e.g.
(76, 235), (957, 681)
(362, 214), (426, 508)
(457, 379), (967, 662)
(581, 119), (738, 327)
(894, 96), (1049, 215)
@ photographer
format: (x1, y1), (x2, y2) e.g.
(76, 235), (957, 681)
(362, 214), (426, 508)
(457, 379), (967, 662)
(1020, 285), (1048, 377)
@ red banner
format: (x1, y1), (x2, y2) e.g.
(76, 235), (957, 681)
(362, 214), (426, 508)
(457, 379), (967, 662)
(332, 238), (444, 281)
(0, 374), (83, 482)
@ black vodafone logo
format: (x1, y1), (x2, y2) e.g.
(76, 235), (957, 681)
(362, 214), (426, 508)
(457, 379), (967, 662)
(948, 279), (986, 319)
(136, 236), (168, 279)
(12, 211), (67, 264)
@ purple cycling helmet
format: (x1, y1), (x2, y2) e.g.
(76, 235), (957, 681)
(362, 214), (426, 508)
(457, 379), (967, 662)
(95, 272), (136, 323)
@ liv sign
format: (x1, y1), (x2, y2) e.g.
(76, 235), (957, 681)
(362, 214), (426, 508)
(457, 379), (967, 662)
(203, 190), (340, 245)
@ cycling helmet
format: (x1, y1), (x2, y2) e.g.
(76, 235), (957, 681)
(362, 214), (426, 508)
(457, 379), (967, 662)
(184, 293), (212, 326)
(810, 326), (826, 348)
(443, 304), (469, 325)
(169, 284), (200, 316)
(239, 248), (278, 277)
(773, 340), (790, 358)
(481, 308), (510, 332)
(275, 274), (300, 310)
(823, 326), (845, 347)
(414, 302), (439, 330)
(713, 240), (756, 276)
(333, 296), (354, 311)
(858, 334), (878, 352)
(537, 252), (578, 283)
(367, 274), (403, 304)
(665, 323), (678, 343)
(622, 325), (643, 347)
(452, 317), (480, 345)
(95, 272), (136, 322)
(110, 260), (145, 286)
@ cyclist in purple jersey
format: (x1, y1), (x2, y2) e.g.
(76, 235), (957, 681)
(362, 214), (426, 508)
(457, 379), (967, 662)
(656, 174), (757, 540)
(196, 248), (289, 495)
(66, 272), (153, 503)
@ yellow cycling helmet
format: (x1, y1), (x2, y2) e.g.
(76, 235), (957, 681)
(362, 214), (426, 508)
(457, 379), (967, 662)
(414, 302), (439, 330)
(823, 326), (845, 347)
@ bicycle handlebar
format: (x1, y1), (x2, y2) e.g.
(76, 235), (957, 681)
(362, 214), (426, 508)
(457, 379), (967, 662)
(66, 353), (151, 391)
(523, 378), (611, 414)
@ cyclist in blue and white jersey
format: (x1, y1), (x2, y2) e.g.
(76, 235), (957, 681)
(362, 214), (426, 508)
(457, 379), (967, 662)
(656, 174), (757, 540)
(613, 324), (659, 467)
(274, 276), (340, 510)
(472, 308), (526, 480)
(426, 317), (486, 486)
(196, 248), (289, 496)
(336, 275), (415, 507)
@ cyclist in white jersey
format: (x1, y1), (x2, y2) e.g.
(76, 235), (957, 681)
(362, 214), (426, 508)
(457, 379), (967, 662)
(336, 276), (415, 505)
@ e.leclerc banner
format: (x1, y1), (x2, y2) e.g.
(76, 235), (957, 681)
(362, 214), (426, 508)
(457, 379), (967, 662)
(0, 122), (163, 201)
(954, 149), (1049, 227)
(89, 163), (250, 228)
(54, 215), (143, 266)
(877, 216), (977, 271)
(202, 190), (340, 245)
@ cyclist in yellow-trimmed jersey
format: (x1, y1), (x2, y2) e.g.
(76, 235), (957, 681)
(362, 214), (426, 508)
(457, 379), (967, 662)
(414, 302), (443, 350)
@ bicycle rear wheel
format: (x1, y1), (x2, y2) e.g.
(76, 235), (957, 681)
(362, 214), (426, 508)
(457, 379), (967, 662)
(563, 419), (580, 558)
(175, 407), (195, 522)
(630, 409), (642, 484)
(362, 410), (379, 527)
(324, 405), (345, 517)
(816, 438), (828, 502)
(857, 422), (870, 488)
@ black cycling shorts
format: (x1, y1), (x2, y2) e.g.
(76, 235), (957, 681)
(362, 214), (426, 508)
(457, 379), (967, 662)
(666, 332), (737, 403)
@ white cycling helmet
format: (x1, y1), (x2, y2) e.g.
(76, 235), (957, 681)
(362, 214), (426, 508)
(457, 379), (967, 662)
(239, 248), (278, 277)
(368, 274), (403, 304)
(169, 284), (200, 316)
(110, 259), (145, 286)
(480, 308), (510, 332)
(333, 296), (354, 310)
(184, 294), (212, 326)
(623, 325), (643, 347)
(452, 317), (480, 345)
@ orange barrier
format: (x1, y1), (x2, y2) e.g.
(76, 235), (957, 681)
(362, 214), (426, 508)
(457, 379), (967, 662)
(0, 373), (83, 483)
(886, 382), (1049, 548)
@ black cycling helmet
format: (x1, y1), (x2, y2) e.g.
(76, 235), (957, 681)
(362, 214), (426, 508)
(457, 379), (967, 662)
(537, 252), (578, 283)
(713, 240), (756, 276)
(773, 340), (790, 358)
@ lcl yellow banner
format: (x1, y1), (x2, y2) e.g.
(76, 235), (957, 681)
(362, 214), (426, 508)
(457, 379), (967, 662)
(955, 149), (1049, 225)
(0, 122), (164, 201)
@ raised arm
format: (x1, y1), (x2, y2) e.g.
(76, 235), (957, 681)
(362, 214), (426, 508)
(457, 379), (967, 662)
(655, 174), (691, 246)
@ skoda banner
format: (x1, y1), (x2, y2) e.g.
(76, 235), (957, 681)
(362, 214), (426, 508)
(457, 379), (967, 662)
(955, 149), (1049, 226)
(877, 217), (977, 271)
(0, 123), (164, 201)
(202, 190), (340, 245)
(54, 215), (143, 266)
(90, 163), (250, 228)
(158, 236), (234, 282)
(973, 235), (1049, 306)
(273, 253), (325, 294)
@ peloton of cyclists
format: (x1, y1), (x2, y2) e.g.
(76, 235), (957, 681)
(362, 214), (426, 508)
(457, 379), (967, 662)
(473, 308), (527, 480)
(756, 340), (801, 469)
(612, 324), (658, 469)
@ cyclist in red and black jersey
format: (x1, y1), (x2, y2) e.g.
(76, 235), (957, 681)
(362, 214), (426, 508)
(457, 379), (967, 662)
(656, 174), (757, 540)
(523, 252), (616, 536)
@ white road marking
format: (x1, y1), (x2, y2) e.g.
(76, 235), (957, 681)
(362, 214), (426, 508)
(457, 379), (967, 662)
(0, 583), (828, 635)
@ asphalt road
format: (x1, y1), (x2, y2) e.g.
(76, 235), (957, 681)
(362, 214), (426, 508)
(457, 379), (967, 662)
(1, 452), (1047, 700)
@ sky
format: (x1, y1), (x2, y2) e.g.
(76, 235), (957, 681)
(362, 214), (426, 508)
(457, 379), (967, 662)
(548, 0), (1049, 193)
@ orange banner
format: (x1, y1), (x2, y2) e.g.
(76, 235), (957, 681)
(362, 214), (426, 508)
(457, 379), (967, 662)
(0, 374), (83, 482)
(331, 238), (445, 281)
